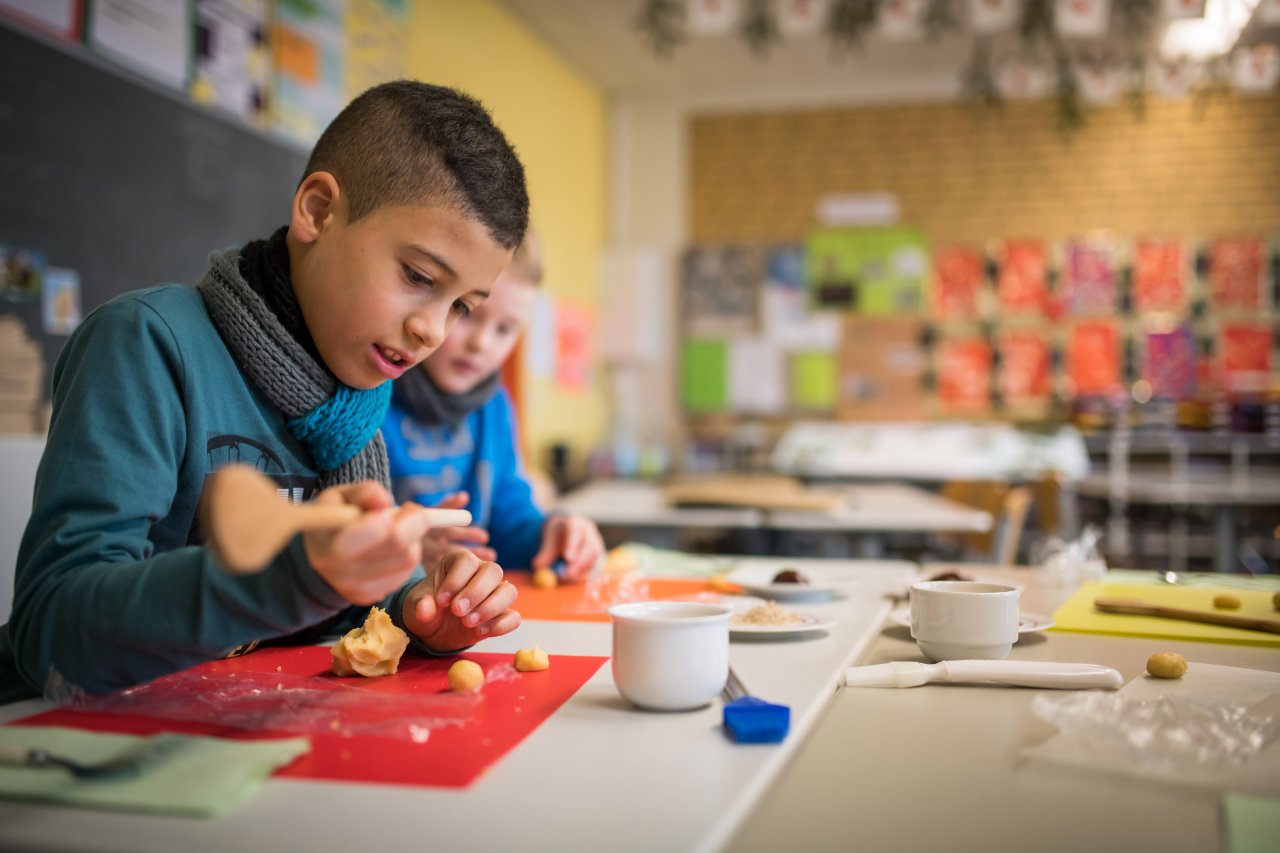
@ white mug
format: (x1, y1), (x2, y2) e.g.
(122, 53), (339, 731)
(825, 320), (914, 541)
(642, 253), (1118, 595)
(909, 581), (1020, 662)
(608, 601), (732, 711)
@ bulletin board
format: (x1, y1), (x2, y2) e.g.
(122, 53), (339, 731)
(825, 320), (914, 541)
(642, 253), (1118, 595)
(0, 21), (308, 398)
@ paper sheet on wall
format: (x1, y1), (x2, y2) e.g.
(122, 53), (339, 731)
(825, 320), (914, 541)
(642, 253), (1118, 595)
(790, 350), (836, 410)
(523, 290), (556, 378)
(191, 0), (270, 125)
(555, 300), (594, 394)
(89, 0), (192, 90)
(271, 0), (346, 144)
(0, 0), (80, 38)
(346, 0), (407, 97)
(681, 339), (727, 412)
(1210, 236), (1264, 311)
(729, 338), (785, 413)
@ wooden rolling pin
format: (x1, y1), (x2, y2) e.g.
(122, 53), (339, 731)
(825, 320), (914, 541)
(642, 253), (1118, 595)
(200, 464), (472, 573)
(1094, 597), (1280, 635)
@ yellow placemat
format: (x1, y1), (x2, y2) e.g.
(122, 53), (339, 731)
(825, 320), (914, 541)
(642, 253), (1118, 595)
(1050, 582), (1280, 648)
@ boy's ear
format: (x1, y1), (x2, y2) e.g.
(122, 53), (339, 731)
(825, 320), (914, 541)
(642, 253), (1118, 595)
(290, 171), (342, 244)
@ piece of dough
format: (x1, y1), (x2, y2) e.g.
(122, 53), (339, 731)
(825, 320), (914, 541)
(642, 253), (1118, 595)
(1146, 652), (1187, 679)
(448, 659), (485, 692)
(331, 606), (409, 677)
(1213, 594), (1242, 610)
(533, 567), (558, 589)
(514, 646), (550, 672)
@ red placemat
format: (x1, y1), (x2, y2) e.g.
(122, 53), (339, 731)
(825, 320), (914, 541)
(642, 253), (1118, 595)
(13, 646), (607, 789)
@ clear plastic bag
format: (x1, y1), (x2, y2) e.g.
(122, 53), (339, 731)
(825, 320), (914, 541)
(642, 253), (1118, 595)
(1032, 524), (1107, 587)
(1032, 690), (1280, 771)
(59, 664), (519, 743)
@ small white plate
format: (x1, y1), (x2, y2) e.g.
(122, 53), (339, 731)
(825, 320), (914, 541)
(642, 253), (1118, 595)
(726, 566), (858, 602)
(730, 613), (835, 640)
(888, 607), (1055, 635)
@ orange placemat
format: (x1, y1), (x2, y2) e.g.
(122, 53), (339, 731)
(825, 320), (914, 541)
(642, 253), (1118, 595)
(508, 573), (733, 622)
(14, 646), (607, 789)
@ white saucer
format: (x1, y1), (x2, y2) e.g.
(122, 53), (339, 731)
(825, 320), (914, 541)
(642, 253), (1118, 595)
(888, 607), (1055, 635)
(730, 613), (835, 640)
(727, 566), (858, 602)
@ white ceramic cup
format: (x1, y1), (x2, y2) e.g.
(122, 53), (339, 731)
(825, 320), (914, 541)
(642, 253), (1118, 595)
(608, 601), (732, 711)
(909, 581), (1021, 662)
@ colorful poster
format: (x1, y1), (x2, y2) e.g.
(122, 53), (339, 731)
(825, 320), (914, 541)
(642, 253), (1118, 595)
(1209, 236), (1264, 311)
(1143, 324), (1197, 399)
(0, 0), (81, 39)
(1067, 321), (1120, 396)
(192, 0), (270, 125)
(1220, 324), (1273, 391)
(682, 245), (760, 337)
(554, 301), (594, 394)
(761, 244), (840, 350)
(931, 246), (984, 321)
(346, 0), (407, 98)
(272, 0), (346, 144)
(1061, 238), (1116, 315)
(937, 337), (992, 413)
(995, 240), (1048, 316)
(1133, 238), (1186, 313)
(0, 245), (45, 301)
(998, 330), (1051, 406)
(805, 227), (929, 315)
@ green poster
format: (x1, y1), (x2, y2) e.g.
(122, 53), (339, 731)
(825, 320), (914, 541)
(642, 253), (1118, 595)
(804, 226), (929, 315)
(680, 339), (728, 412)
(790, 350), (836, 410)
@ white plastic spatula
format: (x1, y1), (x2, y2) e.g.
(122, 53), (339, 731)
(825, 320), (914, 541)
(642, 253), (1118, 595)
(844, 660), (1123, 690)
(200, 464), (472, 573)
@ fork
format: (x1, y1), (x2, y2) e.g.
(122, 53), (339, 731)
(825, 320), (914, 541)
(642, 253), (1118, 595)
(0, 740), (171, 780)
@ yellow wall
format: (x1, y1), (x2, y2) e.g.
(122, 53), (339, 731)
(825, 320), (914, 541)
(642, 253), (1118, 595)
(407, 0), (609, 474)
(691, 94), (1280, 244)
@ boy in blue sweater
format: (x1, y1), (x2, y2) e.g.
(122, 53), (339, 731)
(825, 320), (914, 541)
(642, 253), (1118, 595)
(1, 81), (528, 701)
(383, 232), (604, 581)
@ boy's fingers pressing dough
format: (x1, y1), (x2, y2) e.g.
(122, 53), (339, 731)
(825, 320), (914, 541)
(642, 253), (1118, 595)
(459, 578), (518, 628)
(451, 560), (505, 619)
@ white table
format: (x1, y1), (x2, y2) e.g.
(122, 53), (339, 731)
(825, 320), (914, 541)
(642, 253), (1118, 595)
(557, 479), (993, 557)
(0, 558), (917, 853)
(728, 567), (1280, 852)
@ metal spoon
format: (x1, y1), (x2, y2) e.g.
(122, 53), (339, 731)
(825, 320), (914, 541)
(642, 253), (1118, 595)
(0, 739), (175, 780)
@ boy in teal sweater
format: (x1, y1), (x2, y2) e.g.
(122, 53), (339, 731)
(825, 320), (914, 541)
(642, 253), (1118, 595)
(1, 81), (528, 701)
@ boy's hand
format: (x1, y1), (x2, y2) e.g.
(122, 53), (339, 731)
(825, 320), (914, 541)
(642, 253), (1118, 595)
(402, 549), (520, 651)
(303, 482), (435, 605)
(532, 514), (605, 582)
(421, 491), (497, 564)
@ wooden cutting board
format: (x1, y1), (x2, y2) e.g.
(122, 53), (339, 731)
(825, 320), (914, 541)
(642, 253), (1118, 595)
(662, 475), (846, 513)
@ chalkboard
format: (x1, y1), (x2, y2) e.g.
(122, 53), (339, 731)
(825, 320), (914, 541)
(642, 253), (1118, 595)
(0, 20), (308, 398)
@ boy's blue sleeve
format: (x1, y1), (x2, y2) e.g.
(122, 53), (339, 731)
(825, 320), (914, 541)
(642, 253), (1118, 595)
(7, 297), (349, 696)
(483, 390), (546, 570)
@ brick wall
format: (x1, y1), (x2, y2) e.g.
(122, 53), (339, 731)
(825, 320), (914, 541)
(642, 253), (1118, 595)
(690, 95), (1280, 244)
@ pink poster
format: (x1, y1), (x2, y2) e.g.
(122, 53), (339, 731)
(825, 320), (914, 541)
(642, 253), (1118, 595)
(995, 240), (1048, 316)
(931, 246), (984, 321)
(1209, 237), (1263, 311)
(1061, 239), (1116, 315)
(998, 330), (1051, 406)
(1133, 238), (1185, 313)
(937, 337), (992, 413)
(1220, 324), (1273, 391)
(555, 301), (594, 393)
(1067, 321), (1120, 396)
(1144, 324), (1197, 399)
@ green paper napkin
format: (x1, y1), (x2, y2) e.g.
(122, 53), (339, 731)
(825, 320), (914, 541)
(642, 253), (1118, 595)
(0, 725), (309, 817)
(1223, 793), (1280, 853)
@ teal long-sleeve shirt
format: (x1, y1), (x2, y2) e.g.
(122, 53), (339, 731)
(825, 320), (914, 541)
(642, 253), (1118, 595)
(0, 284), (418, 701)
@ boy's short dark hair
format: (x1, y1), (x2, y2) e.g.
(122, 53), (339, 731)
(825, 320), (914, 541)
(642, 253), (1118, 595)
(303, 80), (529, 250)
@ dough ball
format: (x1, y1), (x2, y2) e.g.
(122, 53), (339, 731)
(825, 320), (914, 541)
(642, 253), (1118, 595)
(1213, 594), (1242, 610)
(1146, 652), (1187, 679)
(533, 567), (558, 589)
(707, 573), (737, 593)
(603, 545), (637, 574)
(331, 606), (409, 677)
(448, 659), (485, 693)
(514, 646), (550, 672)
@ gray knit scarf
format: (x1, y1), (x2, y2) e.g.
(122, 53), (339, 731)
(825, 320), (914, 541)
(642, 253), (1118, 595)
(197, 246), (391, 490)
(393, 366), (500, 429)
